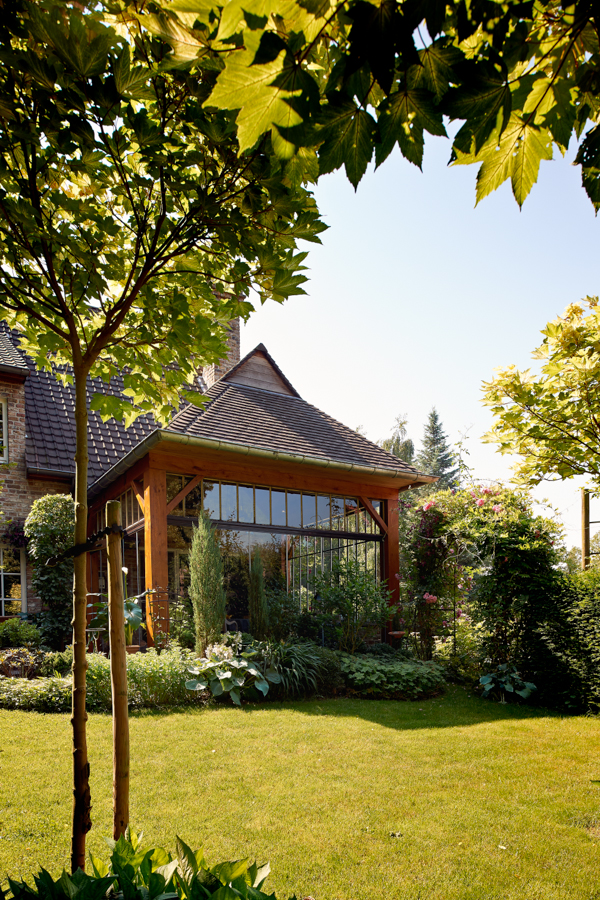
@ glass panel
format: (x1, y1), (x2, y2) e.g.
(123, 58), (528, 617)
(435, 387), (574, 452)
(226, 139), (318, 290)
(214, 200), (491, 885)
(167, 524), (193, 548)
(4, 599), (20, 615)
(331, 497), (344, 531)
(302, 494), (316, 529)
(221, 484), (237, 522)
(255, 488), (270, 525)
(185, 478), (203, 517)
(287, 492), (301, 528)
(271, 490), (286, 527)
(345, 498), (358, 533)
(238, 485), (254, 524)
(133, 492), (141, 523)
(2, 549), (20, 573)
(4, 576), (21, 600)
(127, 490), (134, 527)
(317, 495), (331, 530)
(203, 481), (220, 519)
(166, 474), (184, 517)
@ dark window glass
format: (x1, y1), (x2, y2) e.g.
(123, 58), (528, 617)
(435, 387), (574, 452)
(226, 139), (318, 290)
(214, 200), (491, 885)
(203, 481), (220, 519)
(166, 473), (184, 516)
(185, 478), (202, 517)
(271, 490), (286, 527)
(369, 500), (383, 533)
(331, 497), (344, 530)
(345, 498), (358, 533)
(255, 488), (270, 525)
(302, 494), (316, 528)
(221, 484), (237, 521)
(238, 485), (254, 523)
(317, 495), (331, 530)
(287, 492), (301, 528)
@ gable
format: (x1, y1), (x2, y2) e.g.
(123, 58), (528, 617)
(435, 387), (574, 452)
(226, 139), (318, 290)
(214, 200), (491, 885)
(225, 350), (295, 395)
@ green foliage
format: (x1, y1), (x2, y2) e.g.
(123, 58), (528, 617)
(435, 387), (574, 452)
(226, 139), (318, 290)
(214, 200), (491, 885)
(433, 618), (485, 685)
(314, 558), (394, 654)
(259, 641), (321, 699)
(339, 654), (445, 699)
(483, 298), (600, 491)
(5, 827), (281, 900)
(380, 415), (414, 465)
(169, 596), (196, 651)
(265, 586), (299, 641)
(414, 408), (458, 489)
(88, 597), (143, 646)
(0, 647), (199, 712)
(0, 618), (42, 649)
(24, 495), (74, 649)
(480, 664), (537, 702)
(311, 646), (345, 697)
(39, 646), (73, 678)
(0, 647), (45, 678)
(189, 515), (227, 656)
(139, 0), (600, 208)
(186, 644), (281, 707)
(249, 550), (269, 641)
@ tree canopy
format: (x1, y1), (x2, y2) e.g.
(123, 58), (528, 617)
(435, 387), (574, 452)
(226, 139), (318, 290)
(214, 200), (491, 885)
(381, 414), (415, 464)
(132, 0), (600, 207)
(483, 297), (600, 491)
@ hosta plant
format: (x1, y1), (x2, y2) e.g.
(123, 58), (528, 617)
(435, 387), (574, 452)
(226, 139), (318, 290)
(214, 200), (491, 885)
(5, 828), (286, 900)
(186, 647), (281, 707)
(479, 664), (537, 703)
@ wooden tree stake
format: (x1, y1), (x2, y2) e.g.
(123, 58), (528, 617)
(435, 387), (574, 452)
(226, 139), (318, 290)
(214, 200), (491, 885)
(106, 500), (129, 840)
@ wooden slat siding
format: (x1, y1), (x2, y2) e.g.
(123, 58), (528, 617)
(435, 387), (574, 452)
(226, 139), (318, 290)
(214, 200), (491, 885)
(359, 495), (388, 534)
(382, 498), (400, 614)
(150, 447), (420, 499)
(144, 467), (169, 647)
(227, 352), (295, 395)
(166, 473), (202, 514)
(131, 479), (145, 515)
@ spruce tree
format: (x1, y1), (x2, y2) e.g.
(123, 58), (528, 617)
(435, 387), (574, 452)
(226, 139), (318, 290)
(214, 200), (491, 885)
(381, 415), (415, 465)
(415, 408), (459, 488)
(189, 513), (227, 655)
(249, 549), (269, 640)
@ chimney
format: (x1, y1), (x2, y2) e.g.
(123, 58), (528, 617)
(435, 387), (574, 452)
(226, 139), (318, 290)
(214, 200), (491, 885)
(203, 318), (240, 388)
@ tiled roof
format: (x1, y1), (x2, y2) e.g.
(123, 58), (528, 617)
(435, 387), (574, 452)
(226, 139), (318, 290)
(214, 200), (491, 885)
(0, 330), (29, 375)
(166, 378), (420, 475)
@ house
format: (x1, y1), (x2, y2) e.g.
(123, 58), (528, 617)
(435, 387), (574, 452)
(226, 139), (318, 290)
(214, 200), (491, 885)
(0, 322), (435, 640)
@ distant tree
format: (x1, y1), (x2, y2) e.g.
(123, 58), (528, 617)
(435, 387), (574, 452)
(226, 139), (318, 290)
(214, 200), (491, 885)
(415, 409), (459, 488)
(381, 415), (414, 466)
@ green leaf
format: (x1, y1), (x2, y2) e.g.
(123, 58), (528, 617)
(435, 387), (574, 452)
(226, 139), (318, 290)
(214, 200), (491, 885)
(317, 97), (375, 187)
(376, 88), (446, 169)
(412, 44), (459, 102)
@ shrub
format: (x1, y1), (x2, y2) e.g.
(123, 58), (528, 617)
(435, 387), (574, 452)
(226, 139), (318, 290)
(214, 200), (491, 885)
(479, 664), (537, 702)
(24, 494), (75, 650)
(39, 645), (73, 677)
(0, 617), (42, 648)
(266, 586), (298, 641)
(261, 641), (320, 699)
(5, 828), (288, 900)
(433, 617), (486, 685)
(249, 549), (269, 640)
(0, 646), (201, 712)
(339, 654), (445, 699)
(189, 513), (227, 655)
(312, 646), (345, 696)
(0, 647), (45, 677)
(187, 644), (281, 707)
(314, 558), (394, 653)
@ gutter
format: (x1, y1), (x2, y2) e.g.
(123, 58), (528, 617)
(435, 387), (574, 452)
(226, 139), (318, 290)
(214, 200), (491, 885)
(88, 429), (437, 499)
(0, 364), (29, 378)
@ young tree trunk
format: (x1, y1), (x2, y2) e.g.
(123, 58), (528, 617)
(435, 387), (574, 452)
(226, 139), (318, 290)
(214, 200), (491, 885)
(106, 500), (129, 839)
(71, 367), (92, 872)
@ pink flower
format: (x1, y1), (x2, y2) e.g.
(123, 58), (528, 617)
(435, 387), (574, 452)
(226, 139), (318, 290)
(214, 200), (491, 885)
(482, 487), (493, 495)
(492, 504), (502, 513)
(457, 609), (462, 617)
(476, 498), (486, 507)
(423, 501), (436, 511)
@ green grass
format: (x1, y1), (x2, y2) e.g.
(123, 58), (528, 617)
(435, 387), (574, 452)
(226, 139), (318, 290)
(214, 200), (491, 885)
(2, 687), (600, 900)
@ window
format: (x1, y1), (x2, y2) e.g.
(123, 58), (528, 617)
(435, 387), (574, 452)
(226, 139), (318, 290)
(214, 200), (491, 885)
(0, 547), (26, 616)
(0, 397), (8, 463)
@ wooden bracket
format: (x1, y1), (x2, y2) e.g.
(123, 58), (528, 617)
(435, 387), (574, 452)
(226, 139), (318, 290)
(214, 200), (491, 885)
(132, 479), (145, 516)
(359, 495), (388, 534)
(166, 474), (202, 515)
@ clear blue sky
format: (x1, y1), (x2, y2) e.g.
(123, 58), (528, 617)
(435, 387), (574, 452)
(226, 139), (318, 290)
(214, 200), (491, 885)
(241, 134), (600, 550)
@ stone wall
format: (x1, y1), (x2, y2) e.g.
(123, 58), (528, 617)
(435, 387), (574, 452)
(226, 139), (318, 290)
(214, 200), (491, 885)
(0, 375), (70, 614)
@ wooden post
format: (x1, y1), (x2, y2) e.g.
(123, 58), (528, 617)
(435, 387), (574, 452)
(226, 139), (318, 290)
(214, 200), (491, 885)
(106, 500), (129, 840)
(582, 488), (591, 571)
(144, 467), (169, 646)
(382, 497), (400, 639)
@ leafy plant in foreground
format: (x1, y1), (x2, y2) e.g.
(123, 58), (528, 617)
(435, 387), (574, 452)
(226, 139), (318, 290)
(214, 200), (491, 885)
(4, 828), (287, 900)
(186, 646), (281, 707)
(339, 655), (446, 699)
(479, 664), (537, 703)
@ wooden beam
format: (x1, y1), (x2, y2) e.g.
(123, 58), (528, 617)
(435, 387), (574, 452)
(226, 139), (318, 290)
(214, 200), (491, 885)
(131, 479), (145, 515)
(382, 497), (400, 612)
(144, 467), (169, 647)
(166, 473), (202, 515)
(582, 488), (591, 571)
(359, 495), (388, 534)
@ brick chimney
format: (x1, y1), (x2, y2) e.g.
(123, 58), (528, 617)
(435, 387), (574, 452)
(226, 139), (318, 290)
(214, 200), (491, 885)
(203, 318), (241, 388)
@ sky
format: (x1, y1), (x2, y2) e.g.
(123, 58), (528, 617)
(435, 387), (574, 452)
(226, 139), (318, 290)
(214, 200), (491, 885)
(239, 133), (600, 551)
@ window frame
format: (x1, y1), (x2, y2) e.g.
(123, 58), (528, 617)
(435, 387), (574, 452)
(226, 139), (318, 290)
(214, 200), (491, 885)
(0, 546), (27, 616)
(0, 396), (8, 463)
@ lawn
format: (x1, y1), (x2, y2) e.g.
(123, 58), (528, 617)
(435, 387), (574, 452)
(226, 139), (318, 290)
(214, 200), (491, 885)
(1, 687), (600, 900)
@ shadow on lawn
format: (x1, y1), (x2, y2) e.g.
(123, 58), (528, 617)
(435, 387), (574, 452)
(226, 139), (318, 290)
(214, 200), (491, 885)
(130, 685), (562, 730)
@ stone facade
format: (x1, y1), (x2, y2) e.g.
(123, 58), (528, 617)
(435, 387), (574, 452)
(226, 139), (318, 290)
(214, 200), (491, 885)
(0, 374), (70, 615)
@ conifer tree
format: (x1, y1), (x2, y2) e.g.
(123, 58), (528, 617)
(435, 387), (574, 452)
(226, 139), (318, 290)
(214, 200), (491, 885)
(189, 514), (227, 656)
(249, 549), (269, 640)
(415, 409), (459, 488)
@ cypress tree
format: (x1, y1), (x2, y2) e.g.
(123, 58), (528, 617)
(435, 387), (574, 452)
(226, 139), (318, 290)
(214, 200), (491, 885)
(249, 549), (269, 640)
(415, 408), (459, 488)
(189, 513), (227, 655)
